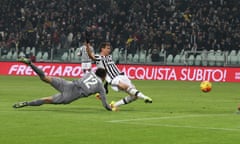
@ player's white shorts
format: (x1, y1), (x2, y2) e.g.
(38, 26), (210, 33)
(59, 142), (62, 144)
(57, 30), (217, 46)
(81, 62), (92, 70)
(110, 75), (135, 91)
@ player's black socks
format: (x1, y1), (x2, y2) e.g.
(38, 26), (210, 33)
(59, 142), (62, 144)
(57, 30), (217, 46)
(29, 63), (45, 80)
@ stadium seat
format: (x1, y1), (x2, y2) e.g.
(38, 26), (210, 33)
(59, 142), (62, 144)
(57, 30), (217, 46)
(146, 54), (152, 63)
(215, 50), (222, 56)
(42, 52), (49, 60)
(75, 47), (80, 55)
(188, 54), (195, 65)
(207, 53), (216, 66)
(6, 51), (12, 59)
(180, 55), (186, 64)
(26, 47), (31, 55)
(173, 54), (180, 64)
(237, 50), (240, 56)
(139, 50), (146, 63)
(166, 54), (173, 64)
(215, 55), (224, 66)
(69, 52), (74, 61)
(201, 52), (208, 66)
(31, 47), (36, 55)
(208, 49), (215, 54)
(229, 55), (238, 65)
(195, 55), (201, 66)
(127, 54), (133, 62)
(61, 52), (68, 61)
(74, 48), (81, 60)
(229, 50), (236, 56)
(19, 51), (25, 57)
(12, 51), (18, 60)
(36, 52), (42, 61)
(132, 54), (139, 62)
(113, 48), (119, 53)
(112, 48), (120, 61)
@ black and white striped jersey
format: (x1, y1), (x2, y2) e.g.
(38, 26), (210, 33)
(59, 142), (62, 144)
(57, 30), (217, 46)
(95, 54), (121, 80)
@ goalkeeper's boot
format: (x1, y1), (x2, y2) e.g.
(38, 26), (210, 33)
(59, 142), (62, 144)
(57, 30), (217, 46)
(144, 96), (153, 103)
(17, 57), (31, 65)
(110, 101), (118, 111)
(95, 93), (101, 100)
(13, 101), (28, 108)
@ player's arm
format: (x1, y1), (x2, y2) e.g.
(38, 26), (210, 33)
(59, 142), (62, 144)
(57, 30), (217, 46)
(77, 46), (83, 56)
(95, 82), (109, 100)
(98, 88), (113, 111)
(85, 29), (96, 60)
(85, 42), (96, 60)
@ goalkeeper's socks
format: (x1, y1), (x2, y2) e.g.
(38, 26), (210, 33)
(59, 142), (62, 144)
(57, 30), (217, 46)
(27, 99), (45, 106)
(29, 63), (45, 79)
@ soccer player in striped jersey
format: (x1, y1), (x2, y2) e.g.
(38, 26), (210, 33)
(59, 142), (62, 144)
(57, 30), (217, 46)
(77, 42), (94, 73)
(86, 41), (153, 110)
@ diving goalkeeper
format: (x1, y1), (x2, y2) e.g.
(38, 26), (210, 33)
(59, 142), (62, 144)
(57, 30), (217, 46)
(13, 57), (115, 111)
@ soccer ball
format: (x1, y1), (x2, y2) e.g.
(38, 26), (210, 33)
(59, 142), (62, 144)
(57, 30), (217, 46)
(200, 81), (212, 92)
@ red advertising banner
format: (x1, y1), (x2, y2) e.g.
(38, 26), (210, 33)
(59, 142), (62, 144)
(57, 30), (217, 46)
(1, 62), (240, 82)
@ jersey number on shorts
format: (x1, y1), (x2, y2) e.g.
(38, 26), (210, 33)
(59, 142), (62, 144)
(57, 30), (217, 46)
(83, 75), (98, 88)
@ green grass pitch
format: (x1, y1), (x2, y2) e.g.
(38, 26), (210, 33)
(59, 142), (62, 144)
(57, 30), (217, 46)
(1, 75), (240, 144)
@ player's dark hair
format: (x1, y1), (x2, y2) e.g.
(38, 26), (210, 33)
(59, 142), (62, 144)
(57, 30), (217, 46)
(99, 42), (111, 52)
(95, 68), (107, 79)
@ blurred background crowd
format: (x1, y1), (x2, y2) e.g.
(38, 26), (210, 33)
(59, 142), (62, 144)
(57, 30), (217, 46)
(0, 0), (240, 63)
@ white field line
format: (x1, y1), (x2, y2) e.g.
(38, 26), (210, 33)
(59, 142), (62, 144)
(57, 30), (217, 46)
(107, 114), (229, 123)
(115, 122), (240, 131)
(106, 114), (240, 131)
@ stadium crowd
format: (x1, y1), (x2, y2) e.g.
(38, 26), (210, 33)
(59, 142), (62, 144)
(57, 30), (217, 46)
(0, 0), (240, 61)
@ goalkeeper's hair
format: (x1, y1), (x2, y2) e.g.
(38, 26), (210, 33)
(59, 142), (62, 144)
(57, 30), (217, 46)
(95, 68), (107, 79)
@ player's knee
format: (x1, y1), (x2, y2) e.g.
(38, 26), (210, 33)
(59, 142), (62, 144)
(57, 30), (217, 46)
(52, 96), (68, 104)
(40, 76), (52, 83)
(130, 95), (138, 101)
(118, 81), (129, 90)
(62, 100), (71, 104)
(52, 99), (70, 104)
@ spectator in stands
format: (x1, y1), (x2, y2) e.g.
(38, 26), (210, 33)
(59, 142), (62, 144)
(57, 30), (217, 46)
(151, 48), (160, 62)
(126, 35), (139, 58)
(0, 0), (240, 62)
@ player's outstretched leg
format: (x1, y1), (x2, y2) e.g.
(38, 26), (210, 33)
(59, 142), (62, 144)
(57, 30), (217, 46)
(13, 101), (28, 108)
(112, 95), (137, 107)
(112, 87), (153, 108)
(144, 97), (153, 103)
(126, 87), (153, 103)
(18, 57), (46, 81)
(13, 97), (52, 108)
(17, 57), (31, 65)
(13, 100), (45, 108)
(113, 87), (153, 107)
